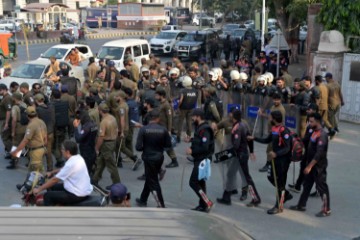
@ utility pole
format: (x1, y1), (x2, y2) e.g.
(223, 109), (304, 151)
(199, 0), (203, 30)
(261, 0), (265, 50)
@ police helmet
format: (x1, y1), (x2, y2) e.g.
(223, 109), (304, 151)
(208, 71), (218, 81)
(212, 68), (223, 79)
(239, 72), (248, 81)
(169, 67), (180, 77)
(230, 70), (240, 81)
(182, 76), (193, 87)
(264, 72), (274, 84)
(141, 67), (149, 73)
(257, 75), (268, 85)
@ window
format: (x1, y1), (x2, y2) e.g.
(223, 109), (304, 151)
(142, 44), (149, 55)
(78, 47), (88, 54)
(133, 45), (141, 57)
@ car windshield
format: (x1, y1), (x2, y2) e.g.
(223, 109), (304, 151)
(42, 48), (68, 59)
(182, 33), (204, 42)
(233, 29), (246, 38)
(10, 64), (45, 79)
(157, 32), (178, 39)
(97, 46), (124, 60)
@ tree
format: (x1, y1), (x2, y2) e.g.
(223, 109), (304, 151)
(318, 0), (360, 37)
(271, 0), (319, 63)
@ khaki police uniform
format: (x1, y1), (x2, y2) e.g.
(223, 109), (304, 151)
(159, 98), (177, 160)
(23, 91), (35, 106)
(327, 81), (342, 129)
(11, 103), (27, 146)
(318, 82), (332, 129)
(118, 101), (135, 159)
(61, 92), (77, 137)
(0, 93), (13, 152)
(87, 62), (99, 83)
(121, 77), (138, 92)
(88, 107), (100, 128)
(130, 64), (140, 82)
(93, 113), (120, 184)
(25, 117), (47, 172)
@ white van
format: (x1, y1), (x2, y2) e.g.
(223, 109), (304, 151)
(96, 39), (150, 71)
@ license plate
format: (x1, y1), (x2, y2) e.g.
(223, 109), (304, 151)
(153, 47), (159, 50)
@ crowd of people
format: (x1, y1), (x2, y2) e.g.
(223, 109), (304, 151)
(0, 49), (343, 216)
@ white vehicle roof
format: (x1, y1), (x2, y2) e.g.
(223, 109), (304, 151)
(159, 30), (185, 33)
(102, 39), (149, 47)
(24, 58), (51, 65)
(48, 44), (90, 49)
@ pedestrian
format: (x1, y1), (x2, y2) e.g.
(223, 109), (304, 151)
(185, 109), (214, 213)
(176, 76), (197, 143)
(98, 17), (102, 29)
(85, 96), (100, 128)
(74, 110), (98, 175)
(92, 103), (121, 190)
(290, 112), (331, 217)
(155, 89), (179, 168)
(253, 110), (293, 215)
(7, 93), (27, 169)
(34, 94), (55, 171)
(19, 82), (34, 106)
(135, 109), (172, 208)
(0, 83), (13, 159)
(11, 106), (47, 177)
(109, 183), (131, 207)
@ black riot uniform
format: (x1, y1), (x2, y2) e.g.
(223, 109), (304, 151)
(135, 112), (172, 208)
(177, 87), (198, 140)
(232, 120), (261, 205)
(74, 111), (98, 175)
(296, 127), (331, 214)
(255, 124), (293, 214)
(189, 110), (215, 212)
(306, 87), (320, 105)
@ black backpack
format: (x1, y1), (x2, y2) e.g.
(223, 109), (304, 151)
(53, 100), (69, 128)
(19, 105), (29, 126)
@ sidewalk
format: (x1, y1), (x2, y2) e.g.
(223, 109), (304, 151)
(16, 28), (158, 46)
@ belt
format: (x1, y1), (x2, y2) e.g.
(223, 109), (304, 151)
(103, 139), (116, 142)
(29, 146), (45, 151)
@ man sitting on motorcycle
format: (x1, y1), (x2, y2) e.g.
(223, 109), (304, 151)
(33, 140), (93, 206)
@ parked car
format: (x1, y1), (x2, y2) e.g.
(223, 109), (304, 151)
(0, 59), (85, 90)
(221, 24), (241, 39)
(173, 30), (219, 60)
(244, 20), (254, 29)
(39, 44), (93, 64)
(192, 13), (215, 27)
(161, 25), (180, 31)
(150, 30), (187, 55)
(231, 28), (247, 41)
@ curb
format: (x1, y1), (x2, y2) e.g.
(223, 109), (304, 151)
(17, 31), (158, 45)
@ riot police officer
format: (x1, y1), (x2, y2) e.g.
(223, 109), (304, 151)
(135, 109), (172, 208)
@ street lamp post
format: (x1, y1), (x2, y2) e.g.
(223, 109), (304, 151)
(261, 0), (266, 50)
(199, 0), (203, 30)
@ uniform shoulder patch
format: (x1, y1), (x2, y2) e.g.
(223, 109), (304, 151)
(202, 137), (207, 143)
(284, 134), (289, 139)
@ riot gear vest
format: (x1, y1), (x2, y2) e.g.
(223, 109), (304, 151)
(180, 88), (198, 110)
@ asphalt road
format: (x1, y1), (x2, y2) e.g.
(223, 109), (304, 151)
(2, 36), (360, 240)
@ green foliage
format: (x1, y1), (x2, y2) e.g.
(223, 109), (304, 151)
(318, 0), (360, 37)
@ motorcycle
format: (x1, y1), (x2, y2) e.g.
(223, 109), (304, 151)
(19, 171), (109, 207)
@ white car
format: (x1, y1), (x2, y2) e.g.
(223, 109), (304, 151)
(192, 13), (215, 27)
(39, 44), (93, 66)
(0, 59), (85, 90)
(150, 30), (187, 55)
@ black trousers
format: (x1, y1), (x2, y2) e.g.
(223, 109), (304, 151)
(189, 160), (207, 208)
(44, 183), (88, 206)
(80, 146), (97, 176)
(298, 167), (330, 210)
(140, 157), (165, 207)
(267, 158), (291, 206)
(295, 157), (307, 189)
(238, 153), (261, 201)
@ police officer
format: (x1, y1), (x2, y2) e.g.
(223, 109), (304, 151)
(275, 77), (291, 104)
(85, 96), (100, 128)
(177, 76), (197, 142)
(290, 112), (331, 217)
(231, 109), (261, 207)
(34, 94), (55, 171)
(19, 82), (34, 106)
(325, 72), (344, 133)
(293, 81), (310, 138)
(303, 76), (320, 105)
(7, 93), (27, 169)
(155, 89), (178, 168)
(93, 103), (121, 189)
(0, 83), (13, 159)
(11, 106), (47, 176)
(135, 109), (172, 208)
(51, 89), (69, 168)
(120, 70), (137, 94)
(253, 111), (293, 215)
(60, 85), (77, 138)
(74, 110), (98, 175)
(315, 75), (336, 137)
(185, 109), (214, 213)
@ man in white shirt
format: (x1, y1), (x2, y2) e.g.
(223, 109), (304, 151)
(33, 140), (93, 206)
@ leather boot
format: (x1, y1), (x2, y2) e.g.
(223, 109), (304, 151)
(6, 159), (18, 169)
(216, 190), (231, 205)
(240, 186), (248, 201)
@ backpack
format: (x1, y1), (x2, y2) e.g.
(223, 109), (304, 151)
(19, 105), (29, 126)
(279, 126), (304, 162)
